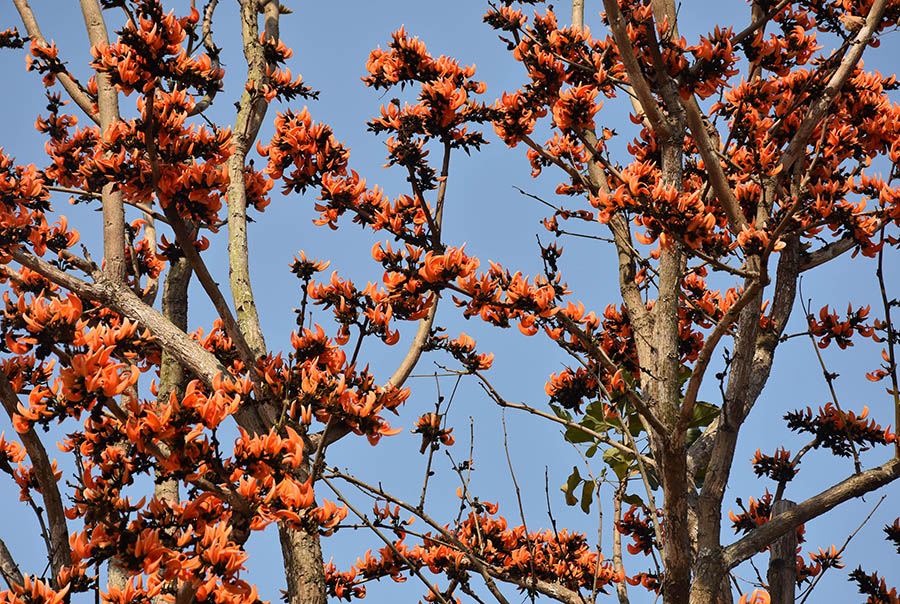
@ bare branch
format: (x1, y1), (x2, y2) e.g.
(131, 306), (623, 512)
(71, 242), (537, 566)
(554, 312), (668, 436)
(188, 0), (221, 116)
(11, 0), (100, 123)
(682, 97), (748, 235)
(800, 237), (856, 271)
(321, 476), (453, 604)
(476, 371), (657, 468)
(0, 537), (23, 590)
(390, 298), (438, 388)
(0, 372), (71, 585)
(142, 88), (261, 395)
(796, 495), (885, 604)
(576, 129), (650, 328)
(162, 204), (259, 370)
(47, 185), (171, 226)
(328, 467), (602, 604)
(613, 482), (630, 604)
(9, 249), (235, 395)
(572, 0), (584, 30)
(687, 237), (800, 480)
(226, 0), (281, 359)
(678, 280), (763, 438)
(723, 456), (900, 567)
(875, 226), (900, 457)
(601, 0), (671, 137)
(613, 410), (663, 544)
(80, 0), (127, 284)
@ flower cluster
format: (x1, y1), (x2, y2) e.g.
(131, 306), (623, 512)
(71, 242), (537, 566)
(784, 404), (895, 457)
(426, 331), (493, 373)
(751, 447), (797, 484)
(616, 505), (660, 556)
(248, 33), (316, 104)
(807, 304), (874, 350)
(325, 501), (625, 601)
(90, 1), (220, 97)
(728, 491), (806, 545)
(411, 412), (455, 453)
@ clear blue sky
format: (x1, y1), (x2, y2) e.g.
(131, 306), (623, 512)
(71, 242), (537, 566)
(1, 1), (898, 602)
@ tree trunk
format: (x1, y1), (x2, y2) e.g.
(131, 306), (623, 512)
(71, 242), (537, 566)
(766, 500), (797, 604)
(153, 258), (192, 603)
(278, 524), (327, 604)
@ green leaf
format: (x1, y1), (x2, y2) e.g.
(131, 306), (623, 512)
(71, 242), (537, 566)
(562, 466), (582, 506)
(582, 414), (603, 431)
(685, 426), (702, 448)
(550, 403), (573, 422)
(690, 400), (720, 429)
(603, 447), (632, 480)
(585, 401), (613, 431)
(621, 492), (645, 507)
(627, 414), (644, 437)
(565, 425), (595, 444)
(580, 480), (594, 514)
(586, 443), (598, 458)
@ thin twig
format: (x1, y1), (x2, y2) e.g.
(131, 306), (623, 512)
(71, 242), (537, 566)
(613, 479), (631, 604)
(875, 225), (900, 457)
(798, 281), (862, 472)
(11, 0), (100, 123)
(501, 409), (537, 600)
(321, 476), (452, 604)
(475, 371), (657, 468)
(612, 408), (663, 546)
(796, 495), (886, 604)
(544, 467), (561, 543)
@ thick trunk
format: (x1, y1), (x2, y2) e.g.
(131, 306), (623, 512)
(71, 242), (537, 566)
(153, 258), (192, 603)
(652, 119), (690, 604)
(689, 551), (727, 604)
(766, 500), (797, 604)
(715, 575), (734, 604)
(656, 439), (693, 602)
(278, 525), (327, 604)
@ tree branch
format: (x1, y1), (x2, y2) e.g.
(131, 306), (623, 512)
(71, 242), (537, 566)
(0, 537), (23, 590)
(322, 476), (453, 604)
(686, 237), (799, 480)
(10, 248), (232, 393)
(11, 0), (100, 123)
(682, 97), (748, 235)
(678, 280), (763, 438)
(475, 371), (657, 468)
(776, 0), (887, 173)
(79, 0), (127, 284)
(600, 0), (671, 137)
(162, 204), (259, 371)
(389, 297), (438, 388)
(226, 0), (281, 360)
(555, 312), (668, 436)
(188, 0), (221, 116)
(723, 456), (900, 567)
(328, 467), (603, 604)
(800, 237), (856, 271)
(0, 372), (71, 585)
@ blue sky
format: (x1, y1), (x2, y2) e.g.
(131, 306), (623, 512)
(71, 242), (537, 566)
(1, 1), (898, 602)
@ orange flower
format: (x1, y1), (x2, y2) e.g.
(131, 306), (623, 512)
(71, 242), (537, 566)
(739, 589), (770, 604)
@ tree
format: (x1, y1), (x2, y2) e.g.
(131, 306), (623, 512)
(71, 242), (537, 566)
(0, 0), (899, 603)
